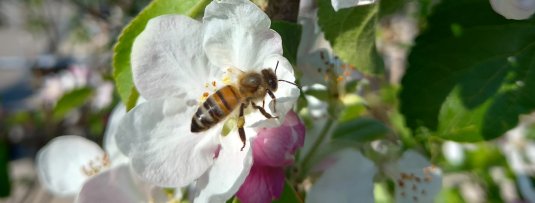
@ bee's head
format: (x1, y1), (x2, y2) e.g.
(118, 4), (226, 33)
(261, 68), (278, 92)
(265, 61), (299, 93)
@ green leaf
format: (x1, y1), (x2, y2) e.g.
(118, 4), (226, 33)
(436, 188), (464, 203)
(378, 0), (407, 17)
(271, 21), (302, 65)
(482, 56), (535, 139)
(436, 88), (488, 142)
(52, 88), (94, 121)
(272, 180), (302, 203)
(332, 117), (390, 142)
(112, 0), (211, 110)
(0, 141), (10, 197)
(317, 0), (384, 75)
(304, 88), (329, 101)
(400, 0), (535, 140)
(338, 103), (367, 122)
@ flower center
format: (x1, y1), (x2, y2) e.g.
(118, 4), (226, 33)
(396, 166), (438, 202)
(81, 153), (110, 177)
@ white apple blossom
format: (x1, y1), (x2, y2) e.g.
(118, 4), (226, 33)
(115, 0), (299, 202)
(490, 0), (535, 20)
(331, 0), (376, 11)
(36, 135), (169, 202)
(35, 103), (168, 202)
(306, 149), (376, 203)
(37, 135), (110, 196)
(36, 106), (129, 197)
(306, 149), (442, 203)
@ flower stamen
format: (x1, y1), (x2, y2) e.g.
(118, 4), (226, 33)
(81, 153), (110, 177)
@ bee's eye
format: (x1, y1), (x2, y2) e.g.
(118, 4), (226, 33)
(261, 69), (278, 91)
(268, 78), (277, 90)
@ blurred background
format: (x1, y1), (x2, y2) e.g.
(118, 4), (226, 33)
(0, 0), (153, 202)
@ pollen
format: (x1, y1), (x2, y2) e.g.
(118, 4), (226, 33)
(81, 153), (110, 177)
(223, 75), (232, 85)
(200, 92), (210, 102)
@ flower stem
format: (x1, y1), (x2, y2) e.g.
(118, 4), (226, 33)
(187, 0), (212, 18)
(300, 118), (336, 172)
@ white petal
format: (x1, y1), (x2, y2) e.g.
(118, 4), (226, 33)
(194, 128), (255, 203)
(331, 0), (376, 11)
(76, 164), (154, 203)
(490, 0), (535, 20)
(131, 15), (222, 100)
(115, 98), (221, 187)
(306, 149), (376, 203)
(103, 104), (130, 166)
(36, 135), (105, 196)
(203, 0), (282, 69)
(442, 141), (464, 166)
(386, 150), (442, 203)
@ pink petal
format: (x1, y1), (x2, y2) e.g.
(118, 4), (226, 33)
(252, 111), (305, 167)
(236, 164), (285, 203)
(285, 111), (306, 152)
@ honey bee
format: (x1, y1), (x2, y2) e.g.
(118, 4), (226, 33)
(190, 61), (297, 150)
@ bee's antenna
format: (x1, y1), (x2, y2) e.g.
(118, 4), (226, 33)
(278, 79), (299, 88)
(274, 61), (279, 74)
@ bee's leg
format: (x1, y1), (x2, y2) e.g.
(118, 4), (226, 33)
(238, 103), (246, 151)
(267, 89), (277, 113)
(252, 102), (278, 119)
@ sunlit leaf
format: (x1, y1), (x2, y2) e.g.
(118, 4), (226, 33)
(317, 0), (384, 75)
(333, 117), (389, 142)
(113, 0), (210, 110)
(400, 0), (535, 140)
(52, 88), (93, 121)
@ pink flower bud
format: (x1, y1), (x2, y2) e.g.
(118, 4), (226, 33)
(252, 111), (305, 167)
(236, 164), (285, 203)
(237, 111), (305, 203)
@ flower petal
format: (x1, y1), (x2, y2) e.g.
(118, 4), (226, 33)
(331, 0), (376, 11)
(37, 135), (105, 196)
(490, 0), (535, 20)
(115, 98), (221, 187)
(131, 15), (222, 100)
(76, 164), (154, 203)
(194, 128), (255, 202)
(386, 150), (442, 203)
(441, 141), (464, 166)
(306, 149), (376, 203)
(236, 165), (285, 203)
(103, 104), (130, 166)
(203, 0), (282, 69)
(252, 111), (305, 167)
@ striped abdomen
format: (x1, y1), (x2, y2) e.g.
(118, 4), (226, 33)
(191, 85), (241, 132)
